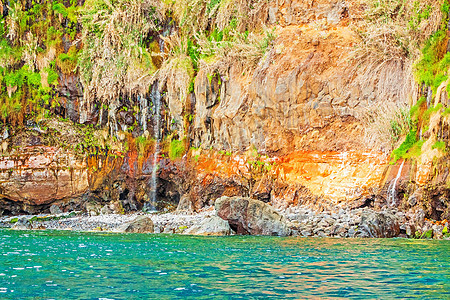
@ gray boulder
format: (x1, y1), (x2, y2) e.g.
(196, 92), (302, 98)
(184, 215), (233, 236)
(176, 195), (194, 214)
(215, 196), (291, 236)
(117, 215), (154, 233)
(12, 217), (32, 230)
(356, 210), (400, 238)
(50, 204), (62, 215)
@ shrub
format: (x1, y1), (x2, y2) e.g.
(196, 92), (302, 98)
(169, 139), (186, 160)
(432, 140), (446, 151)
(391, 129), (418, 162)
(363, 102), (412, 152)
(56, 46), (78, 74)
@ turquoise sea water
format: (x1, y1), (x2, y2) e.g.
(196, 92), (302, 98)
(0, 230), (448, 299)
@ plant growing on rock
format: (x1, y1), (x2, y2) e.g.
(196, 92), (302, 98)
(78, 0), (163, 133)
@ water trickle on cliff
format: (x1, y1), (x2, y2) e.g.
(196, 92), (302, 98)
(147, 84), (162, 212)
(139, 95), (149, 132)
(388, 160), (405, 206)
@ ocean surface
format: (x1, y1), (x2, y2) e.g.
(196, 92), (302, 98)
(0, 229), (448, 299)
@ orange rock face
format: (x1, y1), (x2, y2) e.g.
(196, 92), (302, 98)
(273, 151), (388, 204)
(193, 150), (389, 209)
(0, 146), (89, 205)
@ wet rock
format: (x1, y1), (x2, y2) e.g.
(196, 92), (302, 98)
(12, 217), (32, 230)
(347, 227), (357, 237)
(184, 215), (233, 236)
(408, 189), (423, 207)
(118, 215), (154, 233)
(100, 201), (123, 215)
(215, 196), (291, 236)
(405, 223), (416, 237)
(414, 209), (426, 227)
(432, 224), (444, 240)
(163, 226), (174, 234)
(356, 210), (400, 238)
(301, 229), (312, 237)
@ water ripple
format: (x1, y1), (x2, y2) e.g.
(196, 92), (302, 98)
(0, 230), (448, 299)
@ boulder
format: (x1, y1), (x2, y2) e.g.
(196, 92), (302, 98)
(85, 202), (101, 216)
(356, 210), (400, 238)
(100, 201), (123, 215)
(215, 196), (291, 236)
(12, 217), (32, 230)
(176, 195), (195, 214)
(117, 215), (154, 233)
(184, 215), (233, 236)
(50, 204), (63, 215)
(432, 224), (444, 240)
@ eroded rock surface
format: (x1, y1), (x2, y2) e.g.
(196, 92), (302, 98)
(0, 146), (88, 205)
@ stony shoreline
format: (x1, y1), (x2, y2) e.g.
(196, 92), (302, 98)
(0, 209), (216, 234)
(0, 202), (448, 239)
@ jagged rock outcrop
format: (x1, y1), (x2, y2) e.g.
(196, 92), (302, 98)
(215, 196), (291, 236)
(0, 0), (447, 237)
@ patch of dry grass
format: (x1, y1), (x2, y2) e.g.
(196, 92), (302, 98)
(170, 0), (269, 34)
(351, 0), (443, 102)
(354, 0), (445, 151)
(157, 34), (194, 108)
(362, 101), (412, 152)
(196, 26), (275, 75)
(78, 0), (165, 125)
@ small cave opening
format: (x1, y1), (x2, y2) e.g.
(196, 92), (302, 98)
(1, 209), (11, 216)
(153, 178), (180, 212)
(358, 197), (375, 209)
(119, 189), (129, 201)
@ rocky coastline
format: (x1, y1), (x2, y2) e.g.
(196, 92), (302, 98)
(1, 197), (448, 240)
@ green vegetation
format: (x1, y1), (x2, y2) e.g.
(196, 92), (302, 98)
(169, 138), (186, 160)
(421, 229), (433, 239)
(391, 129), (420, 162)
(0, 0), (80, 125)
(432, 140), (446, 152)
(408, 2), (433, 31)
(135, 136), (154, 157)
(57, 46), (78, 74)
(390, 0), (450, 162)
(414, 1), (450, 93)
(158, 0), (275, 135)
(410, 96), (426, 122)
(442, 107), (450, 117)
(0, 0), (275, 156)
(78, 0), (159, 116)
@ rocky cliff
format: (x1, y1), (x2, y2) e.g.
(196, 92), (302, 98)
(0, 0), (448, 236)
